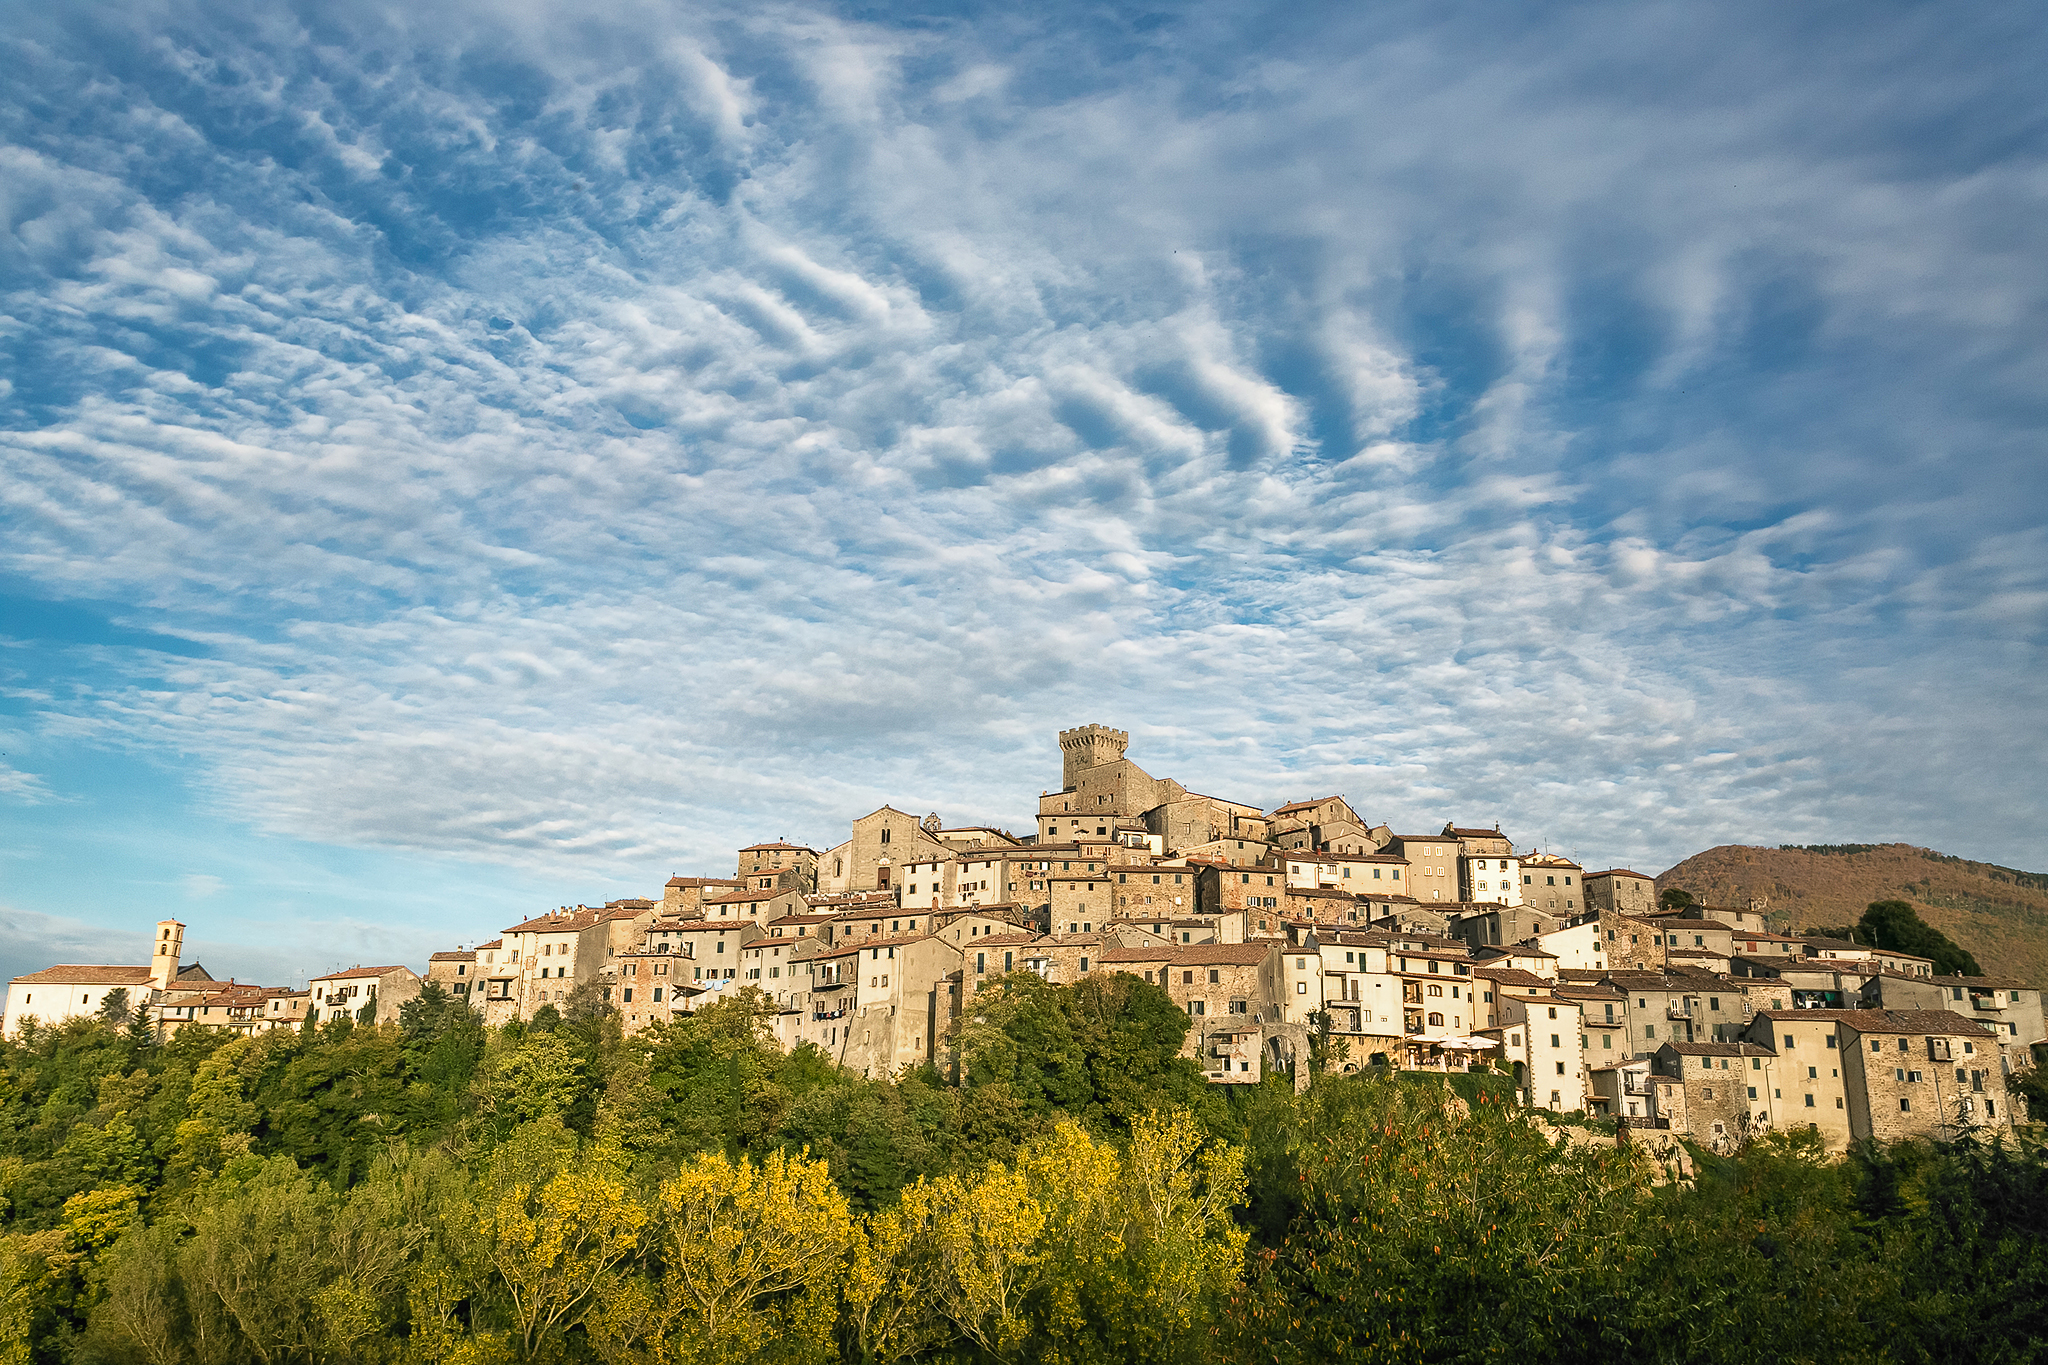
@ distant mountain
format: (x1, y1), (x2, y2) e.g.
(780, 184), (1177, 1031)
(1657, 843), (2048, 984)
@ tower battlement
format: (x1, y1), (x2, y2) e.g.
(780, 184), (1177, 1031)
(1058, 724), (1129, 789)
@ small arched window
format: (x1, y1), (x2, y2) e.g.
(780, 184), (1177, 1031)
(1427, 1012), (1444, 1026)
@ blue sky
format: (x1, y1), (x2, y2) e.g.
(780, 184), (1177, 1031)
(3, 0), (2045, 984)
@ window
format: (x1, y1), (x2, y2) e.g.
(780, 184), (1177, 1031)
(1550, 1034), (1561, 1048)
(1428, 1012), (1444, 1026)
(880, 828), (890, 844)
(1804, 1095), (1815, 1108)
(1183, 971), (1194, 984)
(1899, 1098), (1912, 1113)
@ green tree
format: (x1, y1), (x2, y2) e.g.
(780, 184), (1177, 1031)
(957, 974), (1217, 1137)
(1858, 900), (1982, 976)
(94, 991), (131, 1029)
(1660, 888), (1696, 910)
(1231, 1072), (1655, 1363)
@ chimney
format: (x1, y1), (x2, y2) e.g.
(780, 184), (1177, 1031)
(150, 920), (185, 993)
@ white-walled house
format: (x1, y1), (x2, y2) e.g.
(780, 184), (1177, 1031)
(3, 919), (208, 1036)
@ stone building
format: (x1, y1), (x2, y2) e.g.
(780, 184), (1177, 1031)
(1584, 869), (1658, 916)
(1021, 933), (1113, 985)
(1094, 943), (1180, 990)
(1446, 903), (1567, 951)
(960, 932), (1038, 993)
(1046, 871), (1119, 933)
(1200, 1026), (1265, 1082)
(1174, 835), (1271, 867)
(1143, 792), (1266, 855)
(784, 933), (963, 1077)
(823, 806), (956, 895)
(309, 964), (421, 1026)
(1109, 864), (1198, 919)
(1780, 1008), (2019, 1143)
(154, 981), (308, 1037)
(1164, 941), (1277, 1042)
(1518, 853), (1583, 912)
(736, 841), (820, 891)
(662, 876), (741, 916)
(1388, 832), (1463, 903)
(425, 950), (480, 1001)
(1859, 972), (2047, 1071)
(478, 907), (611, 1024)
(1650, 1042), (1777, 1151)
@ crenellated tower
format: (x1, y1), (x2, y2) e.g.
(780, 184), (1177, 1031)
(1059, 724), (1129, 790)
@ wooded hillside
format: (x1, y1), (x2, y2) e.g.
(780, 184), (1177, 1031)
(1657, 843), (2048, 982)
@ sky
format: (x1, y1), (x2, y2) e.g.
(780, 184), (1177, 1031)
(2, 0), (2045, 986)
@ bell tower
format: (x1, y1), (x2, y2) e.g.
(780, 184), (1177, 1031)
(1058, 724), (1129, 790)
(149, 920), (185, 993)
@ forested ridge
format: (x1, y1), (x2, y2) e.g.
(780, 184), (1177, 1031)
(3, 976), (2046, 1364)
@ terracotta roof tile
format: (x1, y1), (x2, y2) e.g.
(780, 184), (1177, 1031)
(9, 964), (155, 986)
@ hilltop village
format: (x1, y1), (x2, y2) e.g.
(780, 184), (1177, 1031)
(7, 725), (2040, 1151)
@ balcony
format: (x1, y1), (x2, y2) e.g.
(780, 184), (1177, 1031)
(1667, 1005), (1693, 1020)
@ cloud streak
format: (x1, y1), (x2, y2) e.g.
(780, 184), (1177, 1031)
(0, 0), (2043, 939)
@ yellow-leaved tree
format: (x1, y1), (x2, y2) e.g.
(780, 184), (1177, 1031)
(913, 1162), (1047, 1363)
(1118, 1109), (1249, 1360)
(841, 1178), (953, 1365)
(479, 1125), (647, 1360)
(594, 1147), (851, 1365)
(844, 1111), (1248, 1365)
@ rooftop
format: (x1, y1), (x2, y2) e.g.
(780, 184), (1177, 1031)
(311, 964), (414, 982)
(9, 964), (156, 986)
(1753, 1008), (1996, 1035)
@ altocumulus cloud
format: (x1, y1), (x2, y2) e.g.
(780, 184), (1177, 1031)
(1, 0), (2045, 911)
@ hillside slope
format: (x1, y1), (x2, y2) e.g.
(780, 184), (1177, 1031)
(1657, 843), (2048, 984)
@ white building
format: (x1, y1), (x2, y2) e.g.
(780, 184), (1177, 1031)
(3, 919), (203, 1036)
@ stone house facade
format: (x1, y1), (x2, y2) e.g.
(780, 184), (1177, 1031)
(1389, 833), (1463, 902)
(736, 842), (820, 890)
(1651, 1041), (1776, 1151)
(1859, 974), (2048, 1072)
(662, 876), (741, 915)
(309, 964), (421, 1026)
(1584, 869), (1658, 915)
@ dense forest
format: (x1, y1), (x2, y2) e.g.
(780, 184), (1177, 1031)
(3, 974), (2046, 1364)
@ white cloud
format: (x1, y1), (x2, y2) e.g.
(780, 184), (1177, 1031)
(0, 759), (57, 804)
(0, 0), (2041, 913)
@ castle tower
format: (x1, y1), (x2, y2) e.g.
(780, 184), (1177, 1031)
(1059, 724), (1129, 790)
(149, 919), (185, 993)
